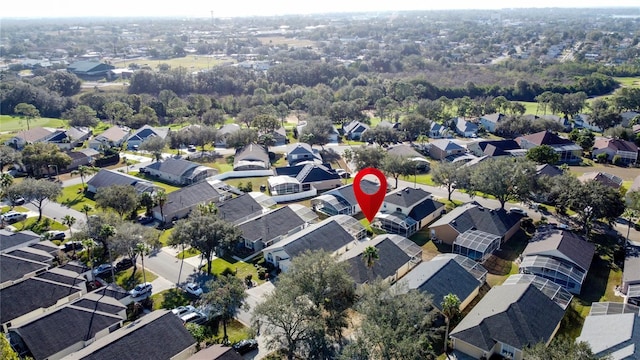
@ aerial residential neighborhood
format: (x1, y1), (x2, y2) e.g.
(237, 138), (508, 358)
(1, 4), (640, 360)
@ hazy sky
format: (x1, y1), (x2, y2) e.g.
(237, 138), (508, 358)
(1, 0), (639, 18)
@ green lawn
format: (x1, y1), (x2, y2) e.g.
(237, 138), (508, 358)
(1, 205), (29, 214)
(223, 177), (269, 193)
(151, 288), (191, 310)
(110, 55), (235, 71)
(204, 256), (265, 285)
(58, 185), (97, 213)
(0, 115), (67, 132)
(131, 172), (181, 193)
(15, 216), (68, 233)
(114, 267), (158, 290)
(613, 76), (640, 88)
(159, 228), (174, 247)
(177, 247), (201, 259)
(401, 173), (436, 186)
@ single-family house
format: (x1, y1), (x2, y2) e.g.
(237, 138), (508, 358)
(151, 179), (237, 222)
(376, 120), (401, 130)
(262, 215), (366, 272)
(238, 204), (317, 252)
(429, 139), (466, 160)
(88, 126), (130, 150)
(428, 202), (521, 246)
(467, 140), (522, 158)
(373, 187), (445, 237)
(141, 158), (216, 186)
(270, 163), (342, 195)
(59, 310), (196, 360)
(1, 278), (83, 333)
(286, 143), (322, 166)
(399, 253), (487, 311)
(268, 127), (288, 146)
(86, 169), (156, 194)
(6, 127), (55, 150)
(386, 144), (430, 172)
(297, 121), (339, 144)
(28, 241), (61, 258)
(216, 192), (273, 224)
(574, 113), (604, 132)
(126, 125), (170, 150)
(623, 243), (640, 306)
(8, 304), (124, 360)
(578, 171), (623, 190)
(343, 120), (370, 141)
(593, 138), (638, 165)
(340, 234), (422, 285)
(516, 130), (583, 164)
(429, 122), (452, 139)
(535, 164), (563, 178)
(35, 268), (88, 293)
(187, 345), (244, 360)
(65, 148), (99, 171)
(540, 114), (572, 132)
(576, 302), (640, 360)
(479, 113), (506, 133)
(454, 117), (479, 138)
(518, 228), (595, 294)
(215, 124), (241, 148)
(67, 61), (114, 79)
(233, 144), (270, 171)
(450, 274), (571, 360)
(311, 180), (382, 217)
(46, 127), (92, 150)
(453, 229), (503, 262)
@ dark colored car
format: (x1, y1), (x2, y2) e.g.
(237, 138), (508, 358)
(62, 241), (83, 252)
(232, 339), (258, 355)
(116, 258), (134, 271)
(93, 264), (114, 278)
(137, 215), (155, 225)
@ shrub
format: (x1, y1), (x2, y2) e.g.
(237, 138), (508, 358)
(596, 153), (608, 163)
(221, 267), (235, 276)
(612, 155), (624, 166)
(257, 266), (267, 280)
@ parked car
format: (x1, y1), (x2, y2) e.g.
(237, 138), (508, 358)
(1, 211), (27, 224)
(171, 305), (197, 317)
(180, 310), (208, 325)
(62, 241), (83, 252)
(116, 258), (134, 271)
(137, 215), (154, 225)
(11, 196), (25, 205)
(184, 283), (203, 297)
(336, 169), (350, 179)
(232, 339), (259, 355)
(555, 223), (571, 230)
(187, 145), (197, 152)
(43, 230), (66, 240)
(129, 282), (153, 298)
(508, 207), (528, 217)
(93, 264), (114, 278)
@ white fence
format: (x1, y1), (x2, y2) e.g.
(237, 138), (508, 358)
(209, 169), (273, 180)
(271, 188), (318, 203)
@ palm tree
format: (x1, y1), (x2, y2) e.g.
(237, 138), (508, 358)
(154, 190), (167, 224)
(71, 165), (98, 189)
(362, 246), (379, 282)
(82, 238), (97, 276)
(441, 293), (461, 356)
(134, 242), (151, 283)
(62, 215), (76, 235)
(81, 204), (93, 221)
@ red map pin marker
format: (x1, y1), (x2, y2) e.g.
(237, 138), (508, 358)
(353, 167), (387, 223)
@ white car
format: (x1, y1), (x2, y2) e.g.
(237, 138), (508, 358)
(129, 282), (153, 298)
(556, 223), (571, 230)
(171, 305), (197, 317)
(180, 310), (208, 325)
(184, 283), (203, 297)
(1, 211), (27, 224)
(509, 207), (528, 217)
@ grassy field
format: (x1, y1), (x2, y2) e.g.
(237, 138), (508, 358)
(159, 228), (174, 247)
(13, 216), (68, 233)
(257, 36), (315, 48)
(151, 288), (191, 311)
(177, 247), (201, 259)
(114, 267), (158, 290)
(614, 76), (640, 88)
(0, 115), (67, 132)
(110, 55), (235, 71)
(204, 256), (265, 285)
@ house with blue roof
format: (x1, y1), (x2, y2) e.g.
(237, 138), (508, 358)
(126, 125), (170, 150)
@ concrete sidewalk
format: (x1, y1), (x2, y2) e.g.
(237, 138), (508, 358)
(161, 246), (206, 269)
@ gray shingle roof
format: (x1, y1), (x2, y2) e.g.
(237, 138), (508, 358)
(234, 143), (269, 163)
(143, 158), (199, 177)
(239, 206), (306, 243)
(283, 220), (354, 258)
(217, 193), (264, 224)
(10, 306), (122, 360)
(385, 187), (431, 208)
(0, 230), (40, 253)
(324, 180), (380, 207)
(623, 244), (640, 286)
(275, 163), (340, 183)
(409, 198), (445, 222)
(450, 282), (565, 352)
(74, 311), (195, 360)
(401, 258), (480, 310)
(523, 229), (595, 272)
(386, 144), (424, 158)
(577, 302), (640, 359)
(36, 271), (86, 287)
(127, 125), (169, 142)
(6, 249), (53, 264)
(430, 203), (519, 238)
(155, 180), (222, 218)
(0, 254), (48, 284)
(71, 297), (127, 315)
(345, 237), (411, 285)
(1, 278), (80, 324)
(87, 169), (154, 193)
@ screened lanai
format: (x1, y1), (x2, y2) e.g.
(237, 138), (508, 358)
(373, 212), (418, 237)
(453, 229), (501, 262)
(503, 274), (573, 310)
(311, 194), (351, 216)
(519, 254), (587, 294)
